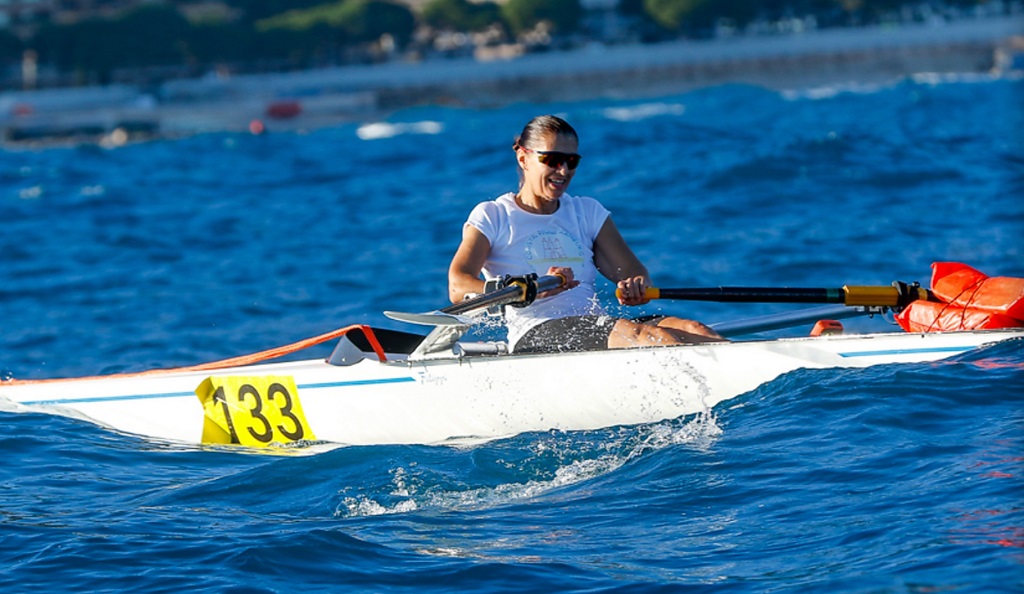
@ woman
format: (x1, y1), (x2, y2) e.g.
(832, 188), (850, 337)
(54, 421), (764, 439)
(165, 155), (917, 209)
(448, 115), (723, 353)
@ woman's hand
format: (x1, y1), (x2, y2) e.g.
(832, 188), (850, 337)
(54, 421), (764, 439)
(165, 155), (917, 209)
(617, 275), (652, 306)
(538, 266), (579, 298)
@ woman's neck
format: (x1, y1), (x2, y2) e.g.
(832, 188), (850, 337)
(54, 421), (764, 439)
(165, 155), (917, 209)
(515, 192), (559, 215)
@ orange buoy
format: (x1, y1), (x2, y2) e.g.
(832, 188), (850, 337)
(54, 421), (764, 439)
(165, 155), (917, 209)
(896, 300), (1022, 333)
(931, 262), (1024, 320)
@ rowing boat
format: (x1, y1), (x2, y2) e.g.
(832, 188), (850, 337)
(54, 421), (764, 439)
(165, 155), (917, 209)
(2, 326), (1021, 448)
(2, 271), (1021, 449)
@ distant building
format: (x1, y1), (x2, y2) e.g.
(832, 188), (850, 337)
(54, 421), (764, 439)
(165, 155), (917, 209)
(0, 0), (159, 29)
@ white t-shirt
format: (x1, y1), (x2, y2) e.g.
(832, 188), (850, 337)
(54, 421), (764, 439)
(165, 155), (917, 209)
(466, 192), (611, 346)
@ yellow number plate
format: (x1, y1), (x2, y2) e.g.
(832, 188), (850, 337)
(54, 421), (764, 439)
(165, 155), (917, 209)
(196, 376), (316, 447)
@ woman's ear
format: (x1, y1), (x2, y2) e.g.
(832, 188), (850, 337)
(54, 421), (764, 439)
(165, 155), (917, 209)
(516, 148), (528, 170)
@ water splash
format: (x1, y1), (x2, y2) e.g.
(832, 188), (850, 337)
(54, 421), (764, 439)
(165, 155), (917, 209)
(336, 410), (723, 518)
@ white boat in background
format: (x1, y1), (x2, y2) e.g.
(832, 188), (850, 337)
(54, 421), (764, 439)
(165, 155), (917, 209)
(1, 320), (1020, 449)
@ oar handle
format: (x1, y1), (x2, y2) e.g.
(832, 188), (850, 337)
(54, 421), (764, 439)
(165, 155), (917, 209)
(614, 287), (661, 300)
(443, 274), (566, 316)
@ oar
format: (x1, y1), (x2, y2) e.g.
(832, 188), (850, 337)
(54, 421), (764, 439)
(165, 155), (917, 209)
(385, 274), (565, 325)
(442, 274), (565, 315)
(620, 284), (936, 308)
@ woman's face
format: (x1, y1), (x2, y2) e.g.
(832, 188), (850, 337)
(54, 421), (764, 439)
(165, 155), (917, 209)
(518, 132), (579, 205)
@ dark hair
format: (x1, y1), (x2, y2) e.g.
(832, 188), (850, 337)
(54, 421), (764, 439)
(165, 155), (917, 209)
(513, 115), (578, 151)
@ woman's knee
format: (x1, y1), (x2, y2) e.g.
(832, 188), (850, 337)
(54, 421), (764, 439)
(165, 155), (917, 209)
(657, 316), (724, 340)
(608, 320), (682, 348)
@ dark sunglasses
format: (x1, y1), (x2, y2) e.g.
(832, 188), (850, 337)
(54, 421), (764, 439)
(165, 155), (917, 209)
(522, 147), (582, 170)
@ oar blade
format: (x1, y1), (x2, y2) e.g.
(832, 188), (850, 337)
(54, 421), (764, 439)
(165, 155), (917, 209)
(384, 311), (475, 326)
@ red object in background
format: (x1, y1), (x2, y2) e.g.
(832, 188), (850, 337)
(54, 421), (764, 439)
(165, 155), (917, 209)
(266, 101), (301, 119)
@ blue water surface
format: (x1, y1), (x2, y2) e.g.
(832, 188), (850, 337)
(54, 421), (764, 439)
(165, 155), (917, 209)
(1, 74), (1022, 592)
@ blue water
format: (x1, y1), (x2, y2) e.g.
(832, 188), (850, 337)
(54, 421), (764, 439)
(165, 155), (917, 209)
(2, 75), (1023, 592)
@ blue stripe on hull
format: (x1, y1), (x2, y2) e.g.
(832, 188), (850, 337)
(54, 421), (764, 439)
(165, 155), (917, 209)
(838, 346), (970, 358)
(29, 376), (417, 406)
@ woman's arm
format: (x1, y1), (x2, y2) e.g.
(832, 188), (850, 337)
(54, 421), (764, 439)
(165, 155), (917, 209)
(448, 224), (492, 303)
(593, 217), (651, 305)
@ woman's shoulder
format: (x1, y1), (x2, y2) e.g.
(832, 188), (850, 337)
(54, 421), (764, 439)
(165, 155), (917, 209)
(468, 192), (510, 211)
(562, 193), (609, 215)
(468, 192), (516, 231)
(472, 192), (516, 211)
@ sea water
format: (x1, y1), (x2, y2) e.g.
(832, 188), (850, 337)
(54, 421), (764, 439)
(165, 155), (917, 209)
(1, 74), (1022, 592)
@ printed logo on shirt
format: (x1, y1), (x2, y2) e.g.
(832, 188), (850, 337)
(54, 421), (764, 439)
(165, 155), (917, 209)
(524, 229), (586, 270)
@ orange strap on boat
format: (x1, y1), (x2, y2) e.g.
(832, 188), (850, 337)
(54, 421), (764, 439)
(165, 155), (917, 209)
(3, 324), (387, 385)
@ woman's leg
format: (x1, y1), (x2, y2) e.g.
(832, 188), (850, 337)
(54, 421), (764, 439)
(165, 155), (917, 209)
(607, 317), (724, 349)
(655, 316), (725, 340)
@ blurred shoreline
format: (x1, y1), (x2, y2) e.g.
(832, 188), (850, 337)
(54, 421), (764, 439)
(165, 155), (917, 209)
(2, 14), (1022, 146)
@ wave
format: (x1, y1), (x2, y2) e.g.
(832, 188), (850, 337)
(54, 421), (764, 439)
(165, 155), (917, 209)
(356, 120), (444, 140)
(780, 80), (896, 101)
(783, 69), (1022, 101)
(601, 102), (686, 122)
(336, 410), (723, 518)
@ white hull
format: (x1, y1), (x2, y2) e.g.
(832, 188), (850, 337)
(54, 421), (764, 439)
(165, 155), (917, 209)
(1, 329), (1020, 448)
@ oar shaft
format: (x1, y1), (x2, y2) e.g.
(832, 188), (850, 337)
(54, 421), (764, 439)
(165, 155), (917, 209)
(637, 285), (935, 307)
(651, 287), (845, 304)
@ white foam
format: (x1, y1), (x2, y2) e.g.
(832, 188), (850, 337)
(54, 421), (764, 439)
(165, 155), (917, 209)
(18, 186), (43, 200)
(340, 496), (419, 517)
(910, 71), (1001, 86)
(336, 411), (722, 518)
(603, 103), (685, 122)
(356, 120), (443, 140)
(781, 80), (893, 101)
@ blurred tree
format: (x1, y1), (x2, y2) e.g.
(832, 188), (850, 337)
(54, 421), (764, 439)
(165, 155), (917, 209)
(0, 30), (23, 65)
(185, 21), (327, 70)
(502, 0), (583, 35)
(115, 4), (194, 68)
(258, 0), (415, 47)
(644, 0), (760, 34)
(859, 0), (914, 18)
(422, 0), (504, 32)
(339, 0), (417, 46)
(617, 0), (647, 15)
(222, 0), (327, 23)
(31, 4), (193, 83)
